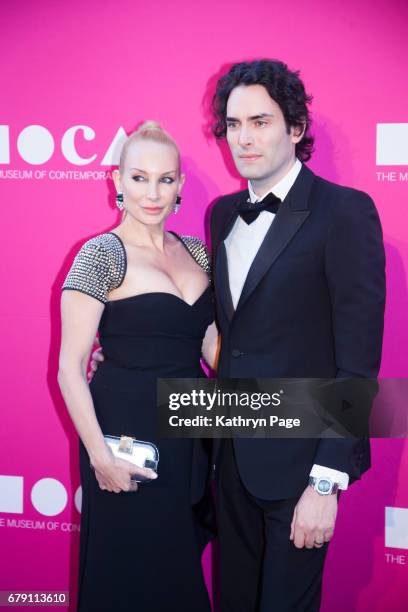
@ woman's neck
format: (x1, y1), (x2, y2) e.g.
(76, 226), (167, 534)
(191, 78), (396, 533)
(114, 215), (167, 251)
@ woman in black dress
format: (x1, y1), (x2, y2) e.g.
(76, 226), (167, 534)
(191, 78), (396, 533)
(58, 121), (218, 611)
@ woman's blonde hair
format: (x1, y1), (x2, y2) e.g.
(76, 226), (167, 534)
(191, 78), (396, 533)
(119, 120), (180, 173)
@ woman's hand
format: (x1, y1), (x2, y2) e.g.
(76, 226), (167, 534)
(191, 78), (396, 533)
(93, 451), (158, 493)
(202, 322), (221, 371)
(87, 340), (105, 383)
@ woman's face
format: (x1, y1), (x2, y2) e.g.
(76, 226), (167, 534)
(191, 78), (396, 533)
(115, 139), (184, 225)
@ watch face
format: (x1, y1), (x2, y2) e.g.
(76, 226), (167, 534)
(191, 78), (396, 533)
(317, 479), (332, 494)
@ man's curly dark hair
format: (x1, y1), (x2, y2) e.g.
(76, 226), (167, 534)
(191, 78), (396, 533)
(212, 59), (314, 162)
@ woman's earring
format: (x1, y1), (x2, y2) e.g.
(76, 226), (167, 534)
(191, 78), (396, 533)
(116, 192), (124, 211)
(173, 195), (182, 214)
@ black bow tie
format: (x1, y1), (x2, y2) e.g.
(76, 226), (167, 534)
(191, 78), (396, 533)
(238, 192), (281, 225)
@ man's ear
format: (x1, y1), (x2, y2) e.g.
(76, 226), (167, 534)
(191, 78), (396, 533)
(291, 122), (306, 144)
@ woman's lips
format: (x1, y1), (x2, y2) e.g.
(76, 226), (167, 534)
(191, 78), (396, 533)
(142, 207), (164, 215)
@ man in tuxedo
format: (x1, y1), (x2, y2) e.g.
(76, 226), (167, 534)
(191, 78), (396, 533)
(210, 60), (385, 611)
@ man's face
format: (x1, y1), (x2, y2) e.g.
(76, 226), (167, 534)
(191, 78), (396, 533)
(225, 84), (302, 189)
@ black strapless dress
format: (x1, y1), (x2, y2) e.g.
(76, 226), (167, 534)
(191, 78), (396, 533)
(77, 287), (214, 611)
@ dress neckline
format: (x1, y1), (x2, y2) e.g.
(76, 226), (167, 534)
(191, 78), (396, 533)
(106, 285), (211, 308)
(106, 231), (209, 307)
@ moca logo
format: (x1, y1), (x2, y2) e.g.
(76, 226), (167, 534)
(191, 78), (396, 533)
(0, 125), (127, 166)
(376, 123), (408, 165)
(0, 475), (81, 517)
(385, 506), (408, 550)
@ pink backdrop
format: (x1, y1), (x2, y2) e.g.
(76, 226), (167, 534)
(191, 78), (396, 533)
(1, 0), (408, 609)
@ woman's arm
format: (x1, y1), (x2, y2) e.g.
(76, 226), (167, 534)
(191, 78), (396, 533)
(201, 321), (221, 371)
(58, 291), (156, 492)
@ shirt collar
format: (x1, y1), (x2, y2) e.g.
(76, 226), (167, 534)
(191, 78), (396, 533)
(248, 158), (302, 203)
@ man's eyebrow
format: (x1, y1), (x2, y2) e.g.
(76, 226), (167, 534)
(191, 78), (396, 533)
(249, 113), (274, 120)
(226, 113), (274, 122)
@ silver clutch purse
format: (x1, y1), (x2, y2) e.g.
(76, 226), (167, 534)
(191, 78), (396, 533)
(103, 435), (159, 483)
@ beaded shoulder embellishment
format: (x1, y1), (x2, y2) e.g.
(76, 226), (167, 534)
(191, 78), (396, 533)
(179, 235), (211, 277)
(62, 233), (126, 304)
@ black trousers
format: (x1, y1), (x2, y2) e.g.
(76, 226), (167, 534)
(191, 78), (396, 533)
(216, 439), (329, 612)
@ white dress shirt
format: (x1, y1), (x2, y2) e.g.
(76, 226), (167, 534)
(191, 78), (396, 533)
(225, 159), (302, 309)
(224, 158), (349, 490)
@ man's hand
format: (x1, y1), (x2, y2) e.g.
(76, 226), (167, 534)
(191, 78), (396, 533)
(88, 341), (104, 383)
(290, 485), (338, 549)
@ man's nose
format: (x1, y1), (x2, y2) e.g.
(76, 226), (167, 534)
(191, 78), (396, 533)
(238, 125), (254, 147)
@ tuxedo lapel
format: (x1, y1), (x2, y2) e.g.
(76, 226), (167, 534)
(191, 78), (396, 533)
(215, 242), (235, 321)
(214, 198), (241, 322)
(218, 197), (242, 243)
(236, 165), (315, 313)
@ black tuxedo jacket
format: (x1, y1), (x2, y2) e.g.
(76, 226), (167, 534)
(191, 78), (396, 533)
(210, 165), (386, 500)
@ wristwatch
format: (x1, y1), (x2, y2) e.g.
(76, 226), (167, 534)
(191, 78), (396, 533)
(308, 476), (339, 495)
